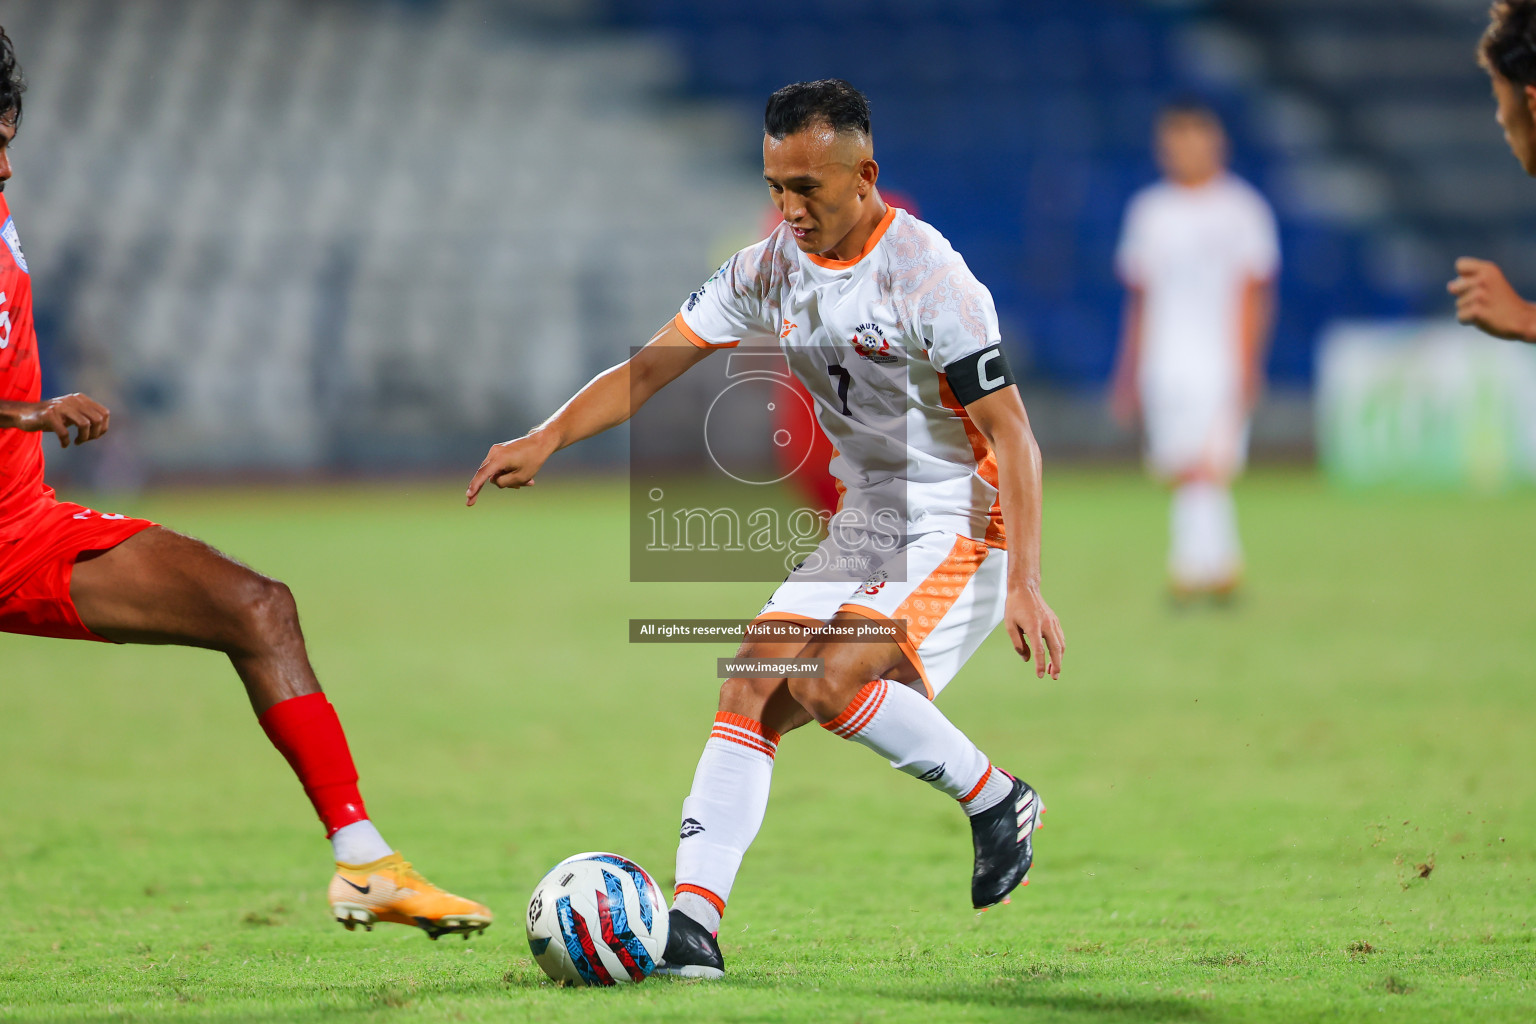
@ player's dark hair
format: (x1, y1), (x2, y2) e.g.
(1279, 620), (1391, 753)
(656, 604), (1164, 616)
(1482, 1), (1536, 85)
(0, 26), (23, 127)
(764, 79), (871, 140)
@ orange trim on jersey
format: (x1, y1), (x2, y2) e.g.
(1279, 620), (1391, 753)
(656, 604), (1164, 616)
(958, 764), (994, 804)
(674, 883), (726, 916)
(714, 711), (781, 747)
(839, 604), (933, 699)
(937, 373), (1006, 548)
(672, 312), (739, 350)
(805, 206), (898, 270)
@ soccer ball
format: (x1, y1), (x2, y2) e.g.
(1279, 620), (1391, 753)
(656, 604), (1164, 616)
(525, 852), (669, 985)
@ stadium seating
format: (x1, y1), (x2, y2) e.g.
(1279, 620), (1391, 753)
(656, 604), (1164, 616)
(5, 0), (761, 470)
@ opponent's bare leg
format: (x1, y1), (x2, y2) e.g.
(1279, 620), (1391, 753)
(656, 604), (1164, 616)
(69, 526), (493, 938)
(71, 527), (318, 714)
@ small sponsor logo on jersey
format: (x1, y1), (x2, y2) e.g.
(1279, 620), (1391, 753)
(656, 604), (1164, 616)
(2, 216), (27, 274)
(858, 568), (889, 596)
(850, 323), (898, 364)
(679, 817), (706, 839)
(917, 763), (947, 783)
(686, 291), (701, 312)
(780, 318), (797, 339)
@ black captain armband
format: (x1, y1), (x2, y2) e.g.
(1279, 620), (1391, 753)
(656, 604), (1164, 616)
(944, 344), (1016, 405)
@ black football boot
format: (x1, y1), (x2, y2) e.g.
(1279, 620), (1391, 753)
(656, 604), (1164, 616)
(653, 907), (725, 980)
(969, 774), (1044, 909)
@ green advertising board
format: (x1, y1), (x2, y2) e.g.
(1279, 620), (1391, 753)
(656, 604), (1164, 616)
(1318, 321), (1536, 490)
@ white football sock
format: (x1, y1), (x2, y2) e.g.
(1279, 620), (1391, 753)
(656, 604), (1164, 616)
(673, 713), (778, 930)
(330, 819), (393, 865)
(1170, 481), (1241, 587)
(672, 891), (721, 935)
(823, 679), (1010, 816)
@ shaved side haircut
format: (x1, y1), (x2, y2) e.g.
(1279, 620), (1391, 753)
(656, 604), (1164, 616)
(764, 79), (871, 140)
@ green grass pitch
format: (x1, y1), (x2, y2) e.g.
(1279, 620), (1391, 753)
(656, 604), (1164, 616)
(1, 468), (1533, 1023)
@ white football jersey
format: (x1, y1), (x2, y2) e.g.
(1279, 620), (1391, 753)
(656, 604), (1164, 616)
(1115, 174), (1279, 397)
(675, 206), (1009, 547)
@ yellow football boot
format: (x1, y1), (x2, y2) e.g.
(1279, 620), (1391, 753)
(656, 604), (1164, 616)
(329, 852), (492, 940)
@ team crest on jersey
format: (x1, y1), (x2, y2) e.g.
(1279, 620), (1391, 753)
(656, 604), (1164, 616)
(2, 216), (27, 274)
(850, 323), (898, 364)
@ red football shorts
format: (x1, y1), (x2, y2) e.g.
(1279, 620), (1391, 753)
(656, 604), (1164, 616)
(0, 498), (157, 642)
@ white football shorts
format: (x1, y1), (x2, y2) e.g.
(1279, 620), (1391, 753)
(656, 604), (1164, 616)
(753, 525), (1007, 699)
(1142, 379), (1250, 480)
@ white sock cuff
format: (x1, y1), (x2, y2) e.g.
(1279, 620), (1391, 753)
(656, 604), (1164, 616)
(822, 679), (890, 738)
(709, 712), (779, 763)
(330, 819), (392, 865)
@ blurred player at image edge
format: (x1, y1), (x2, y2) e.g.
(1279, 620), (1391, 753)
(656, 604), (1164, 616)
(0, 26), (490, 940)
(1450, 1), (1536, 340)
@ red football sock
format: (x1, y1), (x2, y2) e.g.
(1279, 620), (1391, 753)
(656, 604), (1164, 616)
(258, 693), (369, 837)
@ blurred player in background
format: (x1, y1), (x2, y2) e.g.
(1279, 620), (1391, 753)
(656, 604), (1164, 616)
(1449, 1), (1536, 339)
(1110, 101), (1279, 602)
(0, 27), (489, 940)
(469, 79), (1065, 979)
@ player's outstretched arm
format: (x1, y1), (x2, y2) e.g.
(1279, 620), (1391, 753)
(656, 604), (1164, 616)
(0, 393), (110, 447)
(466, 320), (713, 505)
(1449, 258), (1536, 343)
(966, 387), (1065, 680)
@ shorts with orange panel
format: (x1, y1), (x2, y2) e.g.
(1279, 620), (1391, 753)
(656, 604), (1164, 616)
(753, 525), (1006, 699)
(0, 498), (157, 642)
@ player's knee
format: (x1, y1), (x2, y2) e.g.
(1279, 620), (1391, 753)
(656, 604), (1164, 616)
(232, 573), (300, 647)
(786, 661), (863, 724)
(718, 675), (779, 717)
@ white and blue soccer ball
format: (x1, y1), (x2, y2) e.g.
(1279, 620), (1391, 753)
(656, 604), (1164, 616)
(525, 852), (669, 986)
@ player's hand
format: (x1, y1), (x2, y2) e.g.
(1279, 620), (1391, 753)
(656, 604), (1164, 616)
(1005, 583), (1065, 680)
(466, 432), (556, 506)
(14, 393), (110, 448)
(1449, 258), (1536, 342)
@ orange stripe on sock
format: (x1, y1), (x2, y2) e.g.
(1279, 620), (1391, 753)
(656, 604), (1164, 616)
(822, 680), (880, 735)
(826, 679), (888, 738)
(959, 764), (993, 804)
(823, 681), (884, 736)
(714, 711), (781, 747)
(710, 727), (777, 759)
(675, 883), (726, 916)
(837, 680), (887, 737)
